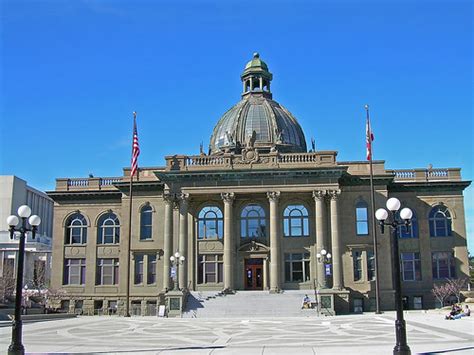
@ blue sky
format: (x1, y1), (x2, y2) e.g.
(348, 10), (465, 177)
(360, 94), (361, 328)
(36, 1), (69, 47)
(1, 0), (472, 251)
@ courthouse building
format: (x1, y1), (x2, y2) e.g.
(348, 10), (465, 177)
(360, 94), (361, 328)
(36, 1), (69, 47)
(47, 54), (470, 315)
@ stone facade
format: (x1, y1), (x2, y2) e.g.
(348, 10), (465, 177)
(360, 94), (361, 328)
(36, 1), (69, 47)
(47, 55), (470, 315)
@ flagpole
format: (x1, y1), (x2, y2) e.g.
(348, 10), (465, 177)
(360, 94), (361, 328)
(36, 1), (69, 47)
(125, 111), (138, 317)
(366, 104), (382, 314)
(125, 162), (133, 317)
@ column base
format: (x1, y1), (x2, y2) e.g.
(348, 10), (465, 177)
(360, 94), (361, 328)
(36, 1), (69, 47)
(222, 288), (235, 295)
(269, 287), (281, 294)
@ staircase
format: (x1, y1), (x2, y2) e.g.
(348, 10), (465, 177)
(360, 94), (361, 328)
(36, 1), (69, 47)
(182, 290), (320, 318)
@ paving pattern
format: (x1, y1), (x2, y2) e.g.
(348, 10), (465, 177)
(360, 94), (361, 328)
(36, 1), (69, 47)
(0, 312), (473, 354)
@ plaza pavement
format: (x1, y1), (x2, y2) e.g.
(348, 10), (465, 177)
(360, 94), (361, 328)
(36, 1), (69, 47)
(0, 311), (473, 354)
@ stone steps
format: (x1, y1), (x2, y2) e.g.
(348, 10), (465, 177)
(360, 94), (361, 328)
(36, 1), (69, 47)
(183, 290), (320, 318)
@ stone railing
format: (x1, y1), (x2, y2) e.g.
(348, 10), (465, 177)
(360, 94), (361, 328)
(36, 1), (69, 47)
(166, 151), (338, 171)
(56, 176), (124, 191)
(389, 168), (461, 182)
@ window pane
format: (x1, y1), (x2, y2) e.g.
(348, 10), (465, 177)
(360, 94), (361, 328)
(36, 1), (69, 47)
(284, 220), (289, 236)
(356, 207), (367, 220)
(357, 222), (368, 235)
(285, 262), (291, 282)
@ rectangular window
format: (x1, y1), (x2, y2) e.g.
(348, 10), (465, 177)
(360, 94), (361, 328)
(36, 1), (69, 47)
(284, 253), (310, 282)
(96, 258), (119, 285)
(134, 254), (144, 285)
(147, 254), (157, 284)
(401, 252), (421, 281)
(353, 251), (362, 281)
(63, 258), (86, 285)
(432, 252), (455, 279)
(197, 254), (223, 284)
(356, 206), (369, 235)
(367, 251), (376, 281)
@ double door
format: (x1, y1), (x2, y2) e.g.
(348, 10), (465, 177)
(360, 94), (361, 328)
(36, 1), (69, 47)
(245, 258), (263, 290)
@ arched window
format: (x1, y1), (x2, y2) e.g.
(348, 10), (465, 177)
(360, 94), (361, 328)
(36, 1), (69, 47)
(397, 209), (418, 238)
(355, 201), (369, 235)
(240, 204), (266, 238)
(283, 205), (309, 237)
(140, 205), (153, 240)
(97, 212), (120, 244)
(429, 205), (452, 237)
(198, 206), (223, 239)
(65, 213), (87, 244)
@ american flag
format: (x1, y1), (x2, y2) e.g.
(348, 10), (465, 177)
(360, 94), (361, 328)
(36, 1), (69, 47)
(365, 108), (374, 161)
(131, 112), (140, 177)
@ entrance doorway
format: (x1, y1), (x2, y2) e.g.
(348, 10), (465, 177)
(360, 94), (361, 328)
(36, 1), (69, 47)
(245, 258), (263, 290)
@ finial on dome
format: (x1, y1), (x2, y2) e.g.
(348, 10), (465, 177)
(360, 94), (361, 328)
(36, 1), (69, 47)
(253, 52), (260, 58)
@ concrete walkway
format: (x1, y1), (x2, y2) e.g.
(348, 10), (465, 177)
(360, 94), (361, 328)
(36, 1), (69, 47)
(0, 311), (472, 354)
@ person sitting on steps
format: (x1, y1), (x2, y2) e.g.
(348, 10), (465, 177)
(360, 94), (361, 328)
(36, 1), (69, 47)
(302, 294), (312, 309)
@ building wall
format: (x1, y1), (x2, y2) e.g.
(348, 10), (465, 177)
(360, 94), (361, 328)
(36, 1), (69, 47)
(48, 168), (470, 314)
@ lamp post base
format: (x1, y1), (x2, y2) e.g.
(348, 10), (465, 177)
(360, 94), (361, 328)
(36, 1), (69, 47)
(393, 345), (411, 355)
(8, 344), (25, 355)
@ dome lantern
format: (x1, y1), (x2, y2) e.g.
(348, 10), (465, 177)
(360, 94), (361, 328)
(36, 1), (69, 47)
(241, 52), (273, 99)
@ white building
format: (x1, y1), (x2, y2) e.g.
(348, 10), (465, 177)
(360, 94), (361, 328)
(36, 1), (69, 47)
(0, 176), (53, 290)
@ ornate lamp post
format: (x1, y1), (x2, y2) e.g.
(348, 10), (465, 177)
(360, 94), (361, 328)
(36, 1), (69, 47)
(169, 251), (185, 291)
(375, 197), (412, 355)
(315, 248), (332, 316)
(6, 205), (41, 355)
(316, 248), (332, 265)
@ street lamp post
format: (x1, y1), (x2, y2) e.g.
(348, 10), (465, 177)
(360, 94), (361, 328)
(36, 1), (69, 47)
(375, 197), (412, 355)
(316, 248), (331, 287)
(315, 248), (331, 316)
(6, 205), (41, 355)
(169, 251), (185, 291)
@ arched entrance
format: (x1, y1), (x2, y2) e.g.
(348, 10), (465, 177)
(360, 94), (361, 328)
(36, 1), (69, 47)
(238, 241), (269, 290)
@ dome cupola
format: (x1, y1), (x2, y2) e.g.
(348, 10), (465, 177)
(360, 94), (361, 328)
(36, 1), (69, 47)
(209, 53), (307, 155)
(241, 52), (273, 99)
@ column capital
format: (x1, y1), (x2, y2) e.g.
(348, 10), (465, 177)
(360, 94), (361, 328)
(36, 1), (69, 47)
(178, 193), (190, 206)
(267, 191), (280, 202)
(163, 192), (176, 204)
(221, 192), (235, 204)
(329, 190), (341, 200)
(312, 190), (327, 201)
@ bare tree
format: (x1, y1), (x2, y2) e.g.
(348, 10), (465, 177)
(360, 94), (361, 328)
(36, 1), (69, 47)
(24, 259), (49, 310)
(445, 277), (468, 303)
(0, 262), (16, 303)
(432, 283), (451, 307)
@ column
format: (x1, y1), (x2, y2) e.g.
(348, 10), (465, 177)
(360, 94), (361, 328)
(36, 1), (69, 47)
(259, 77), (263, 90)
(242, 80), (246, 93)
(162, 193), (174, 291)
(313, 190), (327, 288)
(222, 192), (235, 291)
(267, 191), (280, 292)
(178, 193), (189, 290)
(330, 190), (343, 290)
(250, 76), (254, 91)
(263, 257), (269, 290)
